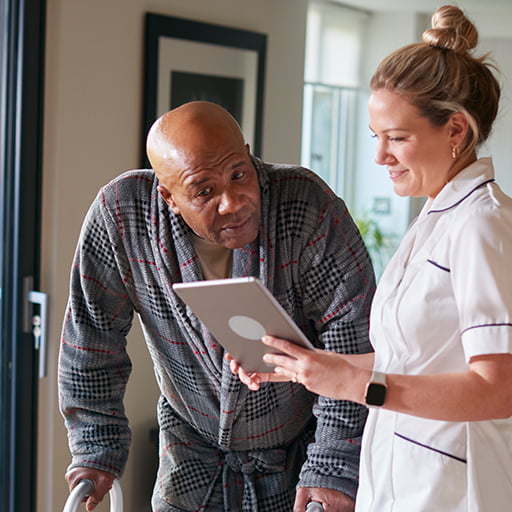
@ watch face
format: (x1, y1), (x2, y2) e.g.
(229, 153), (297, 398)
(366, 382), (386, 406)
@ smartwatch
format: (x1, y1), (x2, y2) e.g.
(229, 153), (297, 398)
(365, 370), (387, 407)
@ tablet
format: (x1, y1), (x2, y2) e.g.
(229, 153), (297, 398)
(172, 277), (315, 372)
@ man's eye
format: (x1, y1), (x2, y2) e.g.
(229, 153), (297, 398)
(232, 170), (246, 180)
(197, 187), (212, 198)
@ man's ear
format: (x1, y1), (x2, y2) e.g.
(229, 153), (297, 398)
(157, 185), (180, 215)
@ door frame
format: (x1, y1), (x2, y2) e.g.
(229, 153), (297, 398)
(0, 0), (46, 510)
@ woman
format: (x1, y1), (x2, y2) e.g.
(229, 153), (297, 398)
(230, 5), (512, 511)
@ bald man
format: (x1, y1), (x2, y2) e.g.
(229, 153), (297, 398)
(59, 101), (375, 512)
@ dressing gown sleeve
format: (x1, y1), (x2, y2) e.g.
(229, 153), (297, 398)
(58, 186), (135, 477)
(296, 192), (375, 498)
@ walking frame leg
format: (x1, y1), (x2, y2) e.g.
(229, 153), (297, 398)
(62, 479), (123, 512)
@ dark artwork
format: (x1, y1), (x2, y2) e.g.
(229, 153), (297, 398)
(170, 70), (244, 125)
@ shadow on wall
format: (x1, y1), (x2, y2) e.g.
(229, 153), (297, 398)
(128, 423), (159, 511)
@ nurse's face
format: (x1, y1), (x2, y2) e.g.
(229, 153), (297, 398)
(368, 89), (462, 200)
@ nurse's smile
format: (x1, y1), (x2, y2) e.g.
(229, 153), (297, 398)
(388, 169), (408, 181)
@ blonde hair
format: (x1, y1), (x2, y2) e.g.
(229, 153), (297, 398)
(370, 5), (500, 159)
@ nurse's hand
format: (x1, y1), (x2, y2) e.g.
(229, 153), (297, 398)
(260, 335), (369, 402)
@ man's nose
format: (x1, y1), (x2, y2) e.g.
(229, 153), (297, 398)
(218, 189), (244, 214)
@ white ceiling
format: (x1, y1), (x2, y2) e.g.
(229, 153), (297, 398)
(334, 0), (512, 16)
(332, 0), (512, 39)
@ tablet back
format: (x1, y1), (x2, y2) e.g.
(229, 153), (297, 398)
(172, 277), (314, 372)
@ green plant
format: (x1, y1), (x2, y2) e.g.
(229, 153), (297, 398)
(355, 213), (386, 253)
(355, 213), (392, 279)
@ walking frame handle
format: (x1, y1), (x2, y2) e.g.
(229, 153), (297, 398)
(63, 479), (123, 512)
(63, 479), (321, 511)
(305, 502), (324, 512)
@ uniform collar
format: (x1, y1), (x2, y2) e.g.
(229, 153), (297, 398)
(424, 158), (495, 215)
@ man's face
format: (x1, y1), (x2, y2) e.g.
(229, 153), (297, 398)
(159, 142), (261, 249)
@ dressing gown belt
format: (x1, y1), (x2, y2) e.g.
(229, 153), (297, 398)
(221, 448), (287, 511)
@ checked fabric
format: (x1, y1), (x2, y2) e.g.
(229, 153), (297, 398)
(58, 156), (376, 511)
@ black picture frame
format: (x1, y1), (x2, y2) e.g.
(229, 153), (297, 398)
(142, 13), (267, 167)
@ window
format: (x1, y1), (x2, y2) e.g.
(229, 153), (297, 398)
(301, 2), (369, 200)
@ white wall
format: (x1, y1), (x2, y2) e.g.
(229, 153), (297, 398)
(39, 1), (308, 511)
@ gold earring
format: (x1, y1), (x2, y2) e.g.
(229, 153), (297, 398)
(451, 145), (459, 159)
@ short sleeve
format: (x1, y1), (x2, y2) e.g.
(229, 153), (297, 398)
(451, 204), (512, 360)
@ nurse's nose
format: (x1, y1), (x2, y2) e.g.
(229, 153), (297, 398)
(218, 188), (244, 215)
(374, 140), (397, 166)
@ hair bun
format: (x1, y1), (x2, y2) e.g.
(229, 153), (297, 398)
(422, 5), (478, 54)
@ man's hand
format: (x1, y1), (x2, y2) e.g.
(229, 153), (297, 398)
(65, 467), (116, 511)
(295, 487), (355, 512)
(225, 352), (290, 390)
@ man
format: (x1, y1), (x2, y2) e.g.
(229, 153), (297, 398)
(60, 101), (375, 511)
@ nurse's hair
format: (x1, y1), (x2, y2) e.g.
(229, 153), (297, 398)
(370, 5), (501, 160)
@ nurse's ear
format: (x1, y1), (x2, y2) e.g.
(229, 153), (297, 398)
(447, 112), (470, 150)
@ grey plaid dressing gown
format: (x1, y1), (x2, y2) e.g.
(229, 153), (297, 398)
(59, 157), (375, 511)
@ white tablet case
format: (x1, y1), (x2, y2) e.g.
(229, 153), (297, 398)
(172, 277), (314, 372)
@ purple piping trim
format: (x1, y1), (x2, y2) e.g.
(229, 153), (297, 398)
(462, 323), (512, 335)
(428, 179), (495, 214)
(394, 432), (467, 463)
(427, 259), (450, 272)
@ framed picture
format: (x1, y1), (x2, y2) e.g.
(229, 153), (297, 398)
(372, 196), (391, 215)
(142, 13), (267, 166)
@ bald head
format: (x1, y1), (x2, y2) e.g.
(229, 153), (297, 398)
(146, 101), (246, 181)
(146, 101), (260, 249)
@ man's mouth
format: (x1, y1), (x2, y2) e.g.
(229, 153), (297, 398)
(221, 216), (250, 232)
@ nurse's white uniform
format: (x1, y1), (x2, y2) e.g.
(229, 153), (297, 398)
(356, 159), (512, 511)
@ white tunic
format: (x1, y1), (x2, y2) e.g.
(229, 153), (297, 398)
(356, 158), (512, 511)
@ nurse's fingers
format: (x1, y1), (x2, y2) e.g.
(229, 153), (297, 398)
(262, 335), (312, 358)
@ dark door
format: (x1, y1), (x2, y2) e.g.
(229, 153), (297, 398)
(0, 0), (46, 510)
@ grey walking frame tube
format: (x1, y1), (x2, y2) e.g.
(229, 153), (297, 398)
(63, 479), (123, 512)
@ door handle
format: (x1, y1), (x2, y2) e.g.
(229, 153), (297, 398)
(23, 276), (49, 378)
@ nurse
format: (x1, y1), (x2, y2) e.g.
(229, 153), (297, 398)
(230, 4), (512, 511)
